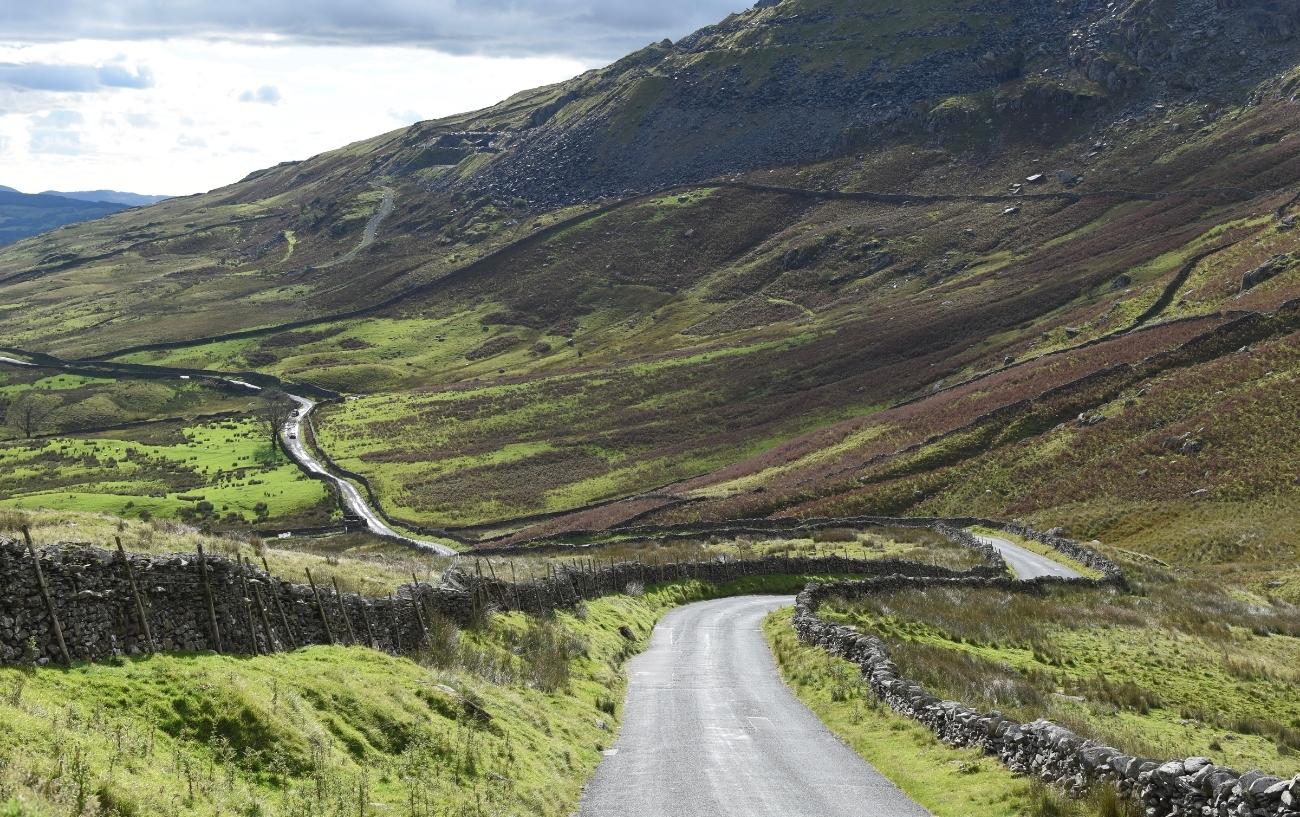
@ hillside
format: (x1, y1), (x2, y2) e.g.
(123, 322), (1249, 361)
(0, 0), (1298, 576)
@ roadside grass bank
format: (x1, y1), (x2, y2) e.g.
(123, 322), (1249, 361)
(763, 608), (1141, 817)
(817, 565), (1300, 776)
(2, 508), (448, 597)
(0, 574), (840, 817)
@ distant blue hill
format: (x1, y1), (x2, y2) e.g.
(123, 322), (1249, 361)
(0, 189), (129, 247)
(40, 189), (170, 207)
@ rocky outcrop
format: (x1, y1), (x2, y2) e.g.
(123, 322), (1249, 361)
(1242, 254), (1293, 291)
(452, 0), (1300, 206)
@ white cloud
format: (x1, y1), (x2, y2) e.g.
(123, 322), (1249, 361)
(238, 84), (281, 104)
(0, 39), (595, 195)
(28, 109), (85, 155)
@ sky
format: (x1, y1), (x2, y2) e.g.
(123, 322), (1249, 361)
(0, 1), (747, 196)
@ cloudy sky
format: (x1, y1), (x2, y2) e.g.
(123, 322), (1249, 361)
(0, 1), (746, 196)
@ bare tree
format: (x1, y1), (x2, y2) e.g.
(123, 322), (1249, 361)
(4, 391), (62, 439)
(254, 389), (296, 457)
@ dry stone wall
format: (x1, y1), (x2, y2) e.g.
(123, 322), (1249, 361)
(792, 575), (1299, 817)
(0, 538), (465, 665)
(0, 535), (993, 666)
(508, 514), (1124, 585)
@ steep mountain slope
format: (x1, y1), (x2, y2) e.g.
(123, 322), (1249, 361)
(6, 0), (1299, 355)
(1, 0), (1299, 562)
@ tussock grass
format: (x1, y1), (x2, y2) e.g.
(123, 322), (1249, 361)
(763, 609), (1141, 817)
(823, 569), (1300, 774)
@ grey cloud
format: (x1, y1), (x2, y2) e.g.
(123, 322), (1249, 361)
(124, 111), (157, 128)
(238, 85), (282, 104)
(0, 0), (748, 61)
(97, 64), (155, 88)
(0, 62), (154, 92)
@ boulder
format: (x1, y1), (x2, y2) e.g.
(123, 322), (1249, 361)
(1241, 254), (1291, 291)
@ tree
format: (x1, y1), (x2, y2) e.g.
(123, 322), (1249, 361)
(254, 389), (296, 457)
(5, 391), (62, 439)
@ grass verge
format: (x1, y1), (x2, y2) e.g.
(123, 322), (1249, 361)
(0, 574), (837, 817)
(763, 609), (1141, 817)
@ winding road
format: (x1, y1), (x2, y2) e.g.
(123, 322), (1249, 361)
(975, 532), (1083, 580)
(279, 394), (456, 555)
(580, 534), (1085, 815)
(0, 353), (456, 555)
(579, 596), (933, 817)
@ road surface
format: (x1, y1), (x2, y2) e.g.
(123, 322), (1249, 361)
(319, 186), (394, 269)
(975, 533), (1083, 579)
(579, 596), (932, 817)
(280, 394), (456, 555)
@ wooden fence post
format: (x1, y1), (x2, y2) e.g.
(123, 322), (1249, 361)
(235, 557), (260, 655)
(387, 594), (402, 653)
(196, 543), (223, 653)
(508, 561), (522, 610)
(22, 527), (70, 666)
(331, 577), (357, 645)
(251, 579), (277, 653)
(262, 557), (297, 650)
(305, 568), (335, 645)
(409, 572), (431, 649)
(115, 536), (154, 653)
(358, 600), (377, 649)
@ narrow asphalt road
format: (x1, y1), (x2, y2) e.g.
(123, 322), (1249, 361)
(975, 532), (1083, 579)
(280, 395), (456, 555)
(579, 595), (932, 817)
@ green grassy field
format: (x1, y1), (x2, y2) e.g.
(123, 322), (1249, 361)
(0, 368), (250, 442)
(0, 417), (332, 527)
(818, 569), (1300, 776)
